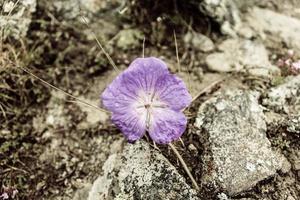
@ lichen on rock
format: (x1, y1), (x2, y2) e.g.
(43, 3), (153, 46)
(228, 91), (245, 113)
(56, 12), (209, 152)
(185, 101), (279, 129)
(195, 89), (290, 195)
(0, 0), (36, 40)
(86, 141), (199, 200)
(263, 75), (300, 114)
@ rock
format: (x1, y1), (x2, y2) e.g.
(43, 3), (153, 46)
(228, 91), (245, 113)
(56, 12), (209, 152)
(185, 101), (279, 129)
(195, 90), (290, 195)
(237, 26), (254, 39)
(263, 75), (300, 114)
(86, 141), (199, 200)
(264, 111), (285, 126)
(289, 150), (300, 171)
(51, 0), (119, 43)
(114, 29), (144, 50)
(45, 91), (67, 128)
(246, 7), (300, 53)
(53, 0), (121, 19)
(217, 192), (230, 200)
(52, 0), (81, 20)
(73, 184), (92, 200)
(205, 39), (279, 76)
(184, 32), (215, 52)
(79, 0), (121, 13)
(264, 174), (299, 200)
(0, 0), (36, 40)
(199, 0), (241, 37)
(285, 115), (300, 134)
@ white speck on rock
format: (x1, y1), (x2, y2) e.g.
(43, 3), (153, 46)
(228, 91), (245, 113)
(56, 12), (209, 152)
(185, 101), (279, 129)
(246, 163), (256, 172)
(46, 115), (55, 125)
(217, 192), (229, 200)
(215, 101), (227, 111)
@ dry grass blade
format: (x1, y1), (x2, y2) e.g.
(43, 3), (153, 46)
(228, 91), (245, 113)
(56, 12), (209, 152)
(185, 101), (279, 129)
(169, 143), (199, 191)
(0, 103), (7, 119)
(173, 30), (181, 73)
(190, 77), (225, 104)
(17, 66), (110, 114)
(80, 15), (120, 73)
(142, 36), (146, 58)
(7, 0), (21, 16)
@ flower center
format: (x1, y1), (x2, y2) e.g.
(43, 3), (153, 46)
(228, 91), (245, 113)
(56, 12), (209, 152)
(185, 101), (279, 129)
(136, 91), (166, 110)
(134, 90), (167, 130)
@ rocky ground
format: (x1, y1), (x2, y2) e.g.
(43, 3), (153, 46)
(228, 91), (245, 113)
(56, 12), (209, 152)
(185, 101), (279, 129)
(0, 0), (299, 199)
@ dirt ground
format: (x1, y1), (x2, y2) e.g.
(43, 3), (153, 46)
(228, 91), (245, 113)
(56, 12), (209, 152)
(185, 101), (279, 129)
(0, 0), (299, 199)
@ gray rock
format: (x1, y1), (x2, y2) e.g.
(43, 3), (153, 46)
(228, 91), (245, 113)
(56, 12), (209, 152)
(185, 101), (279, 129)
(114, 29), (144, 50)
(73, 184), (92, 200)
(53, 0), (122, 19)
(217, 192), (230, 200)
(289, 150), (300, 171)
(246, 7), (300, 53)
(205, 39), (279, 76)
(263, 75), (300, 114)
(195, 90), (290, 195)
(51, 0), (119, 43)
(79, 0), (121, 13)
(87, 141), (199, 200)
(285, 115), (300, 134)
(184, 32), (215, 52)
(199, 0), (241, 37)
(0, 0), (36, 39)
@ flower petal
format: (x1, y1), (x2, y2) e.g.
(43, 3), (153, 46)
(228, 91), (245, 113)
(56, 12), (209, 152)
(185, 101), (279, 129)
(155, 74), (192, 111)
(101, 57), (169, 113)
(124, 57), (170, 92)
(112, 110), (147, 142)
(101, 75), (138, 114)
(148, 108), (187, 144)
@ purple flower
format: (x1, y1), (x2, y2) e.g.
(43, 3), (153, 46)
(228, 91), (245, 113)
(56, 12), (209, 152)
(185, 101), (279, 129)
(101, 57), (192, 144)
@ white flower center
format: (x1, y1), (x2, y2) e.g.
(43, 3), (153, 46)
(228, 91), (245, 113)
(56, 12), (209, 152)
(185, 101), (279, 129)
(134, 90), (167, 130)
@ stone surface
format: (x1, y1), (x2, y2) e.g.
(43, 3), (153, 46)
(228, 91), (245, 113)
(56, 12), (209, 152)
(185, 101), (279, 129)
(79, 0), (121, 13)
(51, 0), (119, 43)
(53, 0), (121, 19)
(195, 90), (290, 195)
(289, 150), (300, 171)
(184, 32), (215, 52)
(285, 115), (300, 134)
(246, 7), (300, 53)
(114, 29), (144, 50)
(263, 75), (300, 114)
(0, 0), (36, 39)
(205, 39), (279, 76)
(85, 141), (199, 200)
(199, 0), (241, 37)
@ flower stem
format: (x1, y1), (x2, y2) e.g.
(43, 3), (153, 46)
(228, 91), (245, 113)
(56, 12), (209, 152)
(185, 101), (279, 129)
(168, 143), (199, 191)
